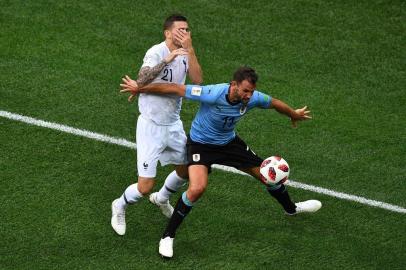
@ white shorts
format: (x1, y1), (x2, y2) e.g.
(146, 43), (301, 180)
(136, 115), (187, 178)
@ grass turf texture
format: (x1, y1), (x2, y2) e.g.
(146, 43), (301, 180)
(0, 0), (405, 269)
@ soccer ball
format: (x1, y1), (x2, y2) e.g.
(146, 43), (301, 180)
(260, 156), (290, 185)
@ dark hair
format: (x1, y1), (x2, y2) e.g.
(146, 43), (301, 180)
(233, 66), (258, 85)
(163, 14), (188, 31)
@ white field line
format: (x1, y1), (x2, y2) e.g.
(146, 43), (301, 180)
(1, 110), (405, 214)
(212, 165), (406, 214)
(0, 110), (137, 149)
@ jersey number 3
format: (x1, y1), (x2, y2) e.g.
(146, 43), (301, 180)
(161, 68), (173, 82)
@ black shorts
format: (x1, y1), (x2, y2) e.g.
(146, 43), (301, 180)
(186, 135), (264, 171)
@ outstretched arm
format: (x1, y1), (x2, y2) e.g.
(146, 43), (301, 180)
(270, 98), (312, 127)
(120, 75), (186, 97)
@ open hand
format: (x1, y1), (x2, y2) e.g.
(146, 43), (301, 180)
(291, 106), (312, 128)
(164, 48), (189, 64)
(120, 75), (139, 102)
(173, 29), (192, 50)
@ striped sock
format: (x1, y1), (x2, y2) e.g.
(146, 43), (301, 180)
(157, 170), (186, 203)
(116, 183), (143, 209)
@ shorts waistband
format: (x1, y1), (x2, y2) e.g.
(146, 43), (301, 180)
(139, 114), (181, 126)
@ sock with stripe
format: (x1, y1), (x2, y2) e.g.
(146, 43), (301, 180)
(162, 192), (193, 238)
(115, 183), (143, 209)
(156, 170), (186, 203)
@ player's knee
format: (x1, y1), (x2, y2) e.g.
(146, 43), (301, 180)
(137, 177), (155, 195)
(137, 185), (153, 195)
(188, 185), (206, 201)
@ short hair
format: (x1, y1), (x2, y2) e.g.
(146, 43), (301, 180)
(233, 66), (258, 85)
(163, 14), (188, 31)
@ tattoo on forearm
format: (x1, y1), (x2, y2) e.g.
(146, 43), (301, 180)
(136, 61), (167, 87)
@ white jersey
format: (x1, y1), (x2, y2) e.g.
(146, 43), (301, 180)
(138, 41), (189, 125)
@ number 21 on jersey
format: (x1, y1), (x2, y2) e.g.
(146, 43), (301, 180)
(161, 68), (173, 82)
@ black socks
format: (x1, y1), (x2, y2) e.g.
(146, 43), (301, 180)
(163, 192), (193, 238)
(267, 184), (296, 214)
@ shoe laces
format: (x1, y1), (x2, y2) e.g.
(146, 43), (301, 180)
(159, 201), (170, 207)
(116, 212), (125, 225)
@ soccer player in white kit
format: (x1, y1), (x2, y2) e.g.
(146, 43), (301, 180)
(111, 14), (203, 236)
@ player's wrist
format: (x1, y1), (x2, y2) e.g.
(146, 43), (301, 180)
(289, 108), (300, 119)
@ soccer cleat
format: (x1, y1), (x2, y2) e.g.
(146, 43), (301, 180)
(159, 236), (174, 258)
(288, 200), (322, 215)
(111, 199), (126, 235)
(149, 192), (174, 218)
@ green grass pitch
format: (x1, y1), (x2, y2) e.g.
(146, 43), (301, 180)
(0, 0), (405, 269)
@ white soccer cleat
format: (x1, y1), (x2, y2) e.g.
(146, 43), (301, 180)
(159, 236), (174, 258)
(111, 199), (126, 235)
(290, 200), (322, 215)
(149, 192), (174, 218)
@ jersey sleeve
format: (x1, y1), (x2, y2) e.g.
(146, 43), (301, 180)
(141, 47), (161, 68)
(252, 91), (272, 108)
(184, 85), (221, 104)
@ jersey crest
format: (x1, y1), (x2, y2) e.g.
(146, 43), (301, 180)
(192, 154), (201, 162)
(240, 105), (247, 115)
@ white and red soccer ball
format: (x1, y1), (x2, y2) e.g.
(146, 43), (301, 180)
(260, 156), (290, 185)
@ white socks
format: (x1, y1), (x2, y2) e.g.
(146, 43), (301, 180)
(115, 183), (143, 209)
(156, 170), (186, 203)
(114, 171), (186, 209)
